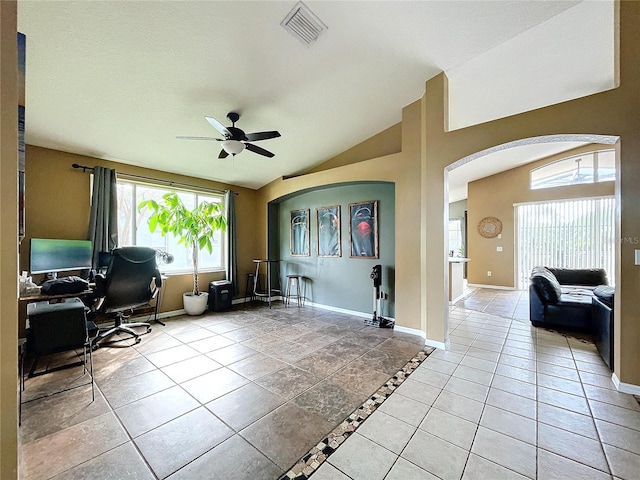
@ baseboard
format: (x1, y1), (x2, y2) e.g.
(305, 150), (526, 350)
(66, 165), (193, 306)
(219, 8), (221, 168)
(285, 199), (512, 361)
(612, 372), (640, 395)
(425, 338), (447, 349)
(299, 301), (423, 336)
(128, 308), (185, 321)
(154, 300), (442, 348)
(233, 296), (283, 305)
(449, 293), (466, 304)
(466, 284), (516, 290)
(393, 324), (423, 338)
(389, 323), (447, 350)
(303, 300), (371, 318)
(157, 309), (186, 319)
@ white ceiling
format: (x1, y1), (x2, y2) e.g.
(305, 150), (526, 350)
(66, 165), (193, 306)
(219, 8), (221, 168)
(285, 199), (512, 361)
(17, 1), (615, 191)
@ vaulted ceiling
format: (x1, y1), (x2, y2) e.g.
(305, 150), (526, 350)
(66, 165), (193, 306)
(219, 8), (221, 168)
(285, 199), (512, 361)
(18, 1), (615, 192)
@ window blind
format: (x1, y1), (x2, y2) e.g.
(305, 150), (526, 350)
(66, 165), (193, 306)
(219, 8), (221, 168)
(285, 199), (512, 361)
(516, 197), (615, 289)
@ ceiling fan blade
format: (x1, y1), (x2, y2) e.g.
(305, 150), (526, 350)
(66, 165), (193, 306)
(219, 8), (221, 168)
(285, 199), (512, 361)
(205, 116), (232, 138)
(245, 131), (281, 142)
(245, 142), (275, 158)
(176, 135), (223, 141)
(219, 149), (229, 159)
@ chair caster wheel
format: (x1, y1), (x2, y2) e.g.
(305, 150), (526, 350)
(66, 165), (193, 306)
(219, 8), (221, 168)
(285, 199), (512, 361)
(147, 327), (152, 333)
(134, 337), (142, 345)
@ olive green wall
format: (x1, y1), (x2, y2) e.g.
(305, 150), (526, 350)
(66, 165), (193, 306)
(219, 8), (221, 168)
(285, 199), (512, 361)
(275, 182), (395, 316)
(305, 123), (402, 175)
(21, 146), (260, 314)
(0, 2), (19, 477)
(467, 144), (615, 287)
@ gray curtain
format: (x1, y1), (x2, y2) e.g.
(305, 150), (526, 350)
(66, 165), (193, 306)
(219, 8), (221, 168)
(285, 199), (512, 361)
(88, 166), (118, 269)
(225, 190), (238, 295)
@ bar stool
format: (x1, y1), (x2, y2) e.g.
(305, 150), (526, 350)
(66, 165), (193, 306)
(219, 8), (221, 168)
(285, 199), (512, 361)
(285, 275), (304, 307)
(253, 260), (282, 308)
(244, 273), (261, 304)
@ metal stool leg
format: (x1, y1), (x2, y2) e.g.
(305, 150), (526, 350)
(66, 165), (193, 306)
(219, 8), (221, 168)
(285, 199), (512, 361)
(285, 275), (304, 307)
(285, 276), (292, 307)
(296, 277), (302, 307)
(244, 274), (254, 304)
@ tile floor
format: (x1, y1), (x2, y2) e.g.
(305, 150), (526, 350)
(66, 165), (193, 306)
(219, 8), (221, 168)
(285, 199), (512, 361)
(19, 290), (640, 479)
(313, 290), (640, 480)
(18, 301), (425, 479)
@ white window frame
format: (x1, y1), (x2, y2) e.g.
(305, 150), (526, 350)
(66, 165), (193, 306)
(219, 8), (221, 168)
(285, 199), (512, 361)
(530, 149), (615, 190)
(448, 218), (463, 257)
(116, 179), (226, 275)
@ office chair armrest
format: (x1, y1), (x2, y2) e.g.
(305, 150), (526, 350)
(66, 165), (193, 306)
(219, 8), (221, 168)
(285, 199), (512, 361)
(93, 273), (107, 297)
(154, 269), (163, 289)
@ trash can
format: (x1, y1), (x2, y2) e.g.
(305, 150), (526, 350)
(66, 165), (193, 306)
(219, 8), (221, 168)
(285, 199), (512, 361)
(208, 280), (232, 312)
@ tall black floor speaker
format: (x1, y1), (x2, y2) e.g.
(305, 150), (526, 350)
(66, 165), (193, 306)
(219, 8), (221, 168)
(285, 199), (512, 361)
(208, 280), (233, 312)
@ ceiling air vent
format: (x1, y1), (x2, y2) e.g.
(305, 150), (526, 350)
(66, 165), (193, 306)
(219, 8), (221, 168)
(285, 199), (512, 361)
(281, 2), (327, 46)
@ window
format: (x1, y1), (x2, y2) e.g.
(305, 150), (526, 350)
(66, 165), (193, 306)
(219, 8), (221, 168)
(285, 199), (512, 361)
(516, 197), (615, 289)
(530, 149), (615, 190)
(117, 180), (225, 274)
(448, 219), (463, 256)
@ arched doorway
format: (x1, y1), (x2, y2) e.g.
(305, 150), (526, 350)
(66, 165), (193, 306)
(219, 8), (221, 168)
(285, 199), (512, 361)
(442, 134), (619, 344)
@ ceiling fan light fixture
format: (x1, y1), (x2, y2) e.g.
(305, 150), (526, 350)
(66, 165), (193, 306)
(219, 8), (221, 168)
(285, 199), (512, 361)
(221, 140), (245, 156)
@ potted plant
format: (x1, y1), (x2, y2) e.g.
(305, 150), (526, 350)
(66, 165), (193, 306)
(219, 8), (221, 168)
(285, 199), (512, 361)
(138, 192), (226, 315)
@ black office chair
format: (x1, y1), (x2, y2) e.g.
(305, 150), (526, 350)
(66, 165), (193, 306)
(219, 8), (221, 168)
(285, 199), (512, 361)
(91, 246), (162, 348)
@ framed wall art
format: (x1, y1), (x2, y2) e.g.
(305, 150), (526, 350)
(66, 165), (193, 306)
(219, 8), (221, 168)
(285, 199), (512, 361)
(317, 205), (341, 257)
(290, 209), (310, 256)
(349, 200), (378, 258)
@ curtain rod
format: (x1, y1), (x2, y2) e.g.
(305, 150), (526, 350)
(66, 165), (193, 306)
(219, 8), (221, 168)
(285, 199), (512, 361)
(71, 163), (237, 196)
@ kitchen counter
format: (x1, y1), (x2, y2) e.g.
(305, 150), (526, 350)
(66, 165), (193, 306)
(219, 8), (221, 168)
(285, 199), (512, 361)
(449, 257), (469, 302)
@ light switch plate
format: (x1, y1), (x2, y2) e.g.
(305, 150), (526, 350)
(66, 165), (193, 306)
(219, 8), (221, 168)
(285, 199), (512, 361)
(496, 246), (503, 252)
(635, 250), (640, 265)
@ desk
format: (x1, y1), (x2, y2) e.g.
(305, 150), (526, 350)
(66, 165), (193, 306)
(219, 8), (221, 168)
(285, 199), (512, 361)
(253, 259), (282, 308)
(20, 283), (165, 325)
(20, 289), (95, 303)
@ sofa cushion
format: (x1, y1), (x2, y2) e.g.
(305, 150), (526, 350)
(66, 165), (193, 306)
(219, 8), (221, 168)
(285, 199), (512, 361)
(530, 269), (562, 304)
(558, 292), (594, 306)
(546, 268), (608, 286)
(593, 285), (615, 307)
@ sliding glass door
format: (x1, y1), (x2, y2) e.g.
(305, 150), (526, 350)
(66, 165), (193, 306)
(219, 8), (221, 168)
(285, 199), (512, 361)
(516, 197), (615, 289)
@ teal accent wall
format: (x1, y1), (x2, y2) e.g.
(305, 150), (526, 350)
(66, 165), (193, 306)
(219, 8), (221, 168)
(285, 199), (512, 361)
(272, 182), (395, 317)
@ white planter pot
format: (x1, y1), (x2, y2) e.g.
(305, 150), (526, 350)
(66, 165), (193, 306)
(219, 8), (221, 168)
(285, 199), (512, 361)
(183, 292), (209, 316)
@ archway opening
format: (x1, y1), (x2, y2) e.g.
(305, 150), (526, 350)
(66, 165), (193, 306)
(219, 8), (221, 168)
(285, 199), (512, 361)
(443, 134), (619, 342)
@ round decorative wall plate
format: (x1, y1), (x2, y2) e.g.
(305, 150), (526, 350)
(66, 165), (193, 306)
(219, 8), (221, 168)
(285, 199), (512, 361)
(478, 216), (502, 238)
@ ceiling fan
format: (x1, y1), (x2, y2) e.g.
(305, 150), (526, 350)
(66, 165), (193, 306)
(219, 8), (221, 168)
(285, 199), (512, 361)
(176, 112), (281, 159)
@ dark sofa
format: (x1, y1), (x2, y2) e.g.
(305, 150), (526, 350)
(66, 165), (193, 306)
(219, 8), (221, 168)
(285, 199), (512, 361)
(529, 266), (609, 330)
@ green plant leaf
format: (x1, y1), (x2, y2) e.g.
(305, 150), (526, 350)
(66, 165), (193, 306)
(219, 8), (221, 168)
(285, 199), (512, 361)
(136, 192), (227, 294)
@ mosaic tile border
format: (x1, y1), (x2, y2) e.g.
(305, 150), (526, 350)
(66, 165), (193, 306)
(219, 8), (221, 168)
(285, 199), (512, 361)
(280, 346), (436, 480)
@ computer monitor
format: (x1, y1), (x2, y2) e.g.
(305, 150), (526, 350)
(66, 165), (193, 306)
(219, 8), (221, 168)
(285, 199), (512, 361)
(30, 238), (93, 277)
